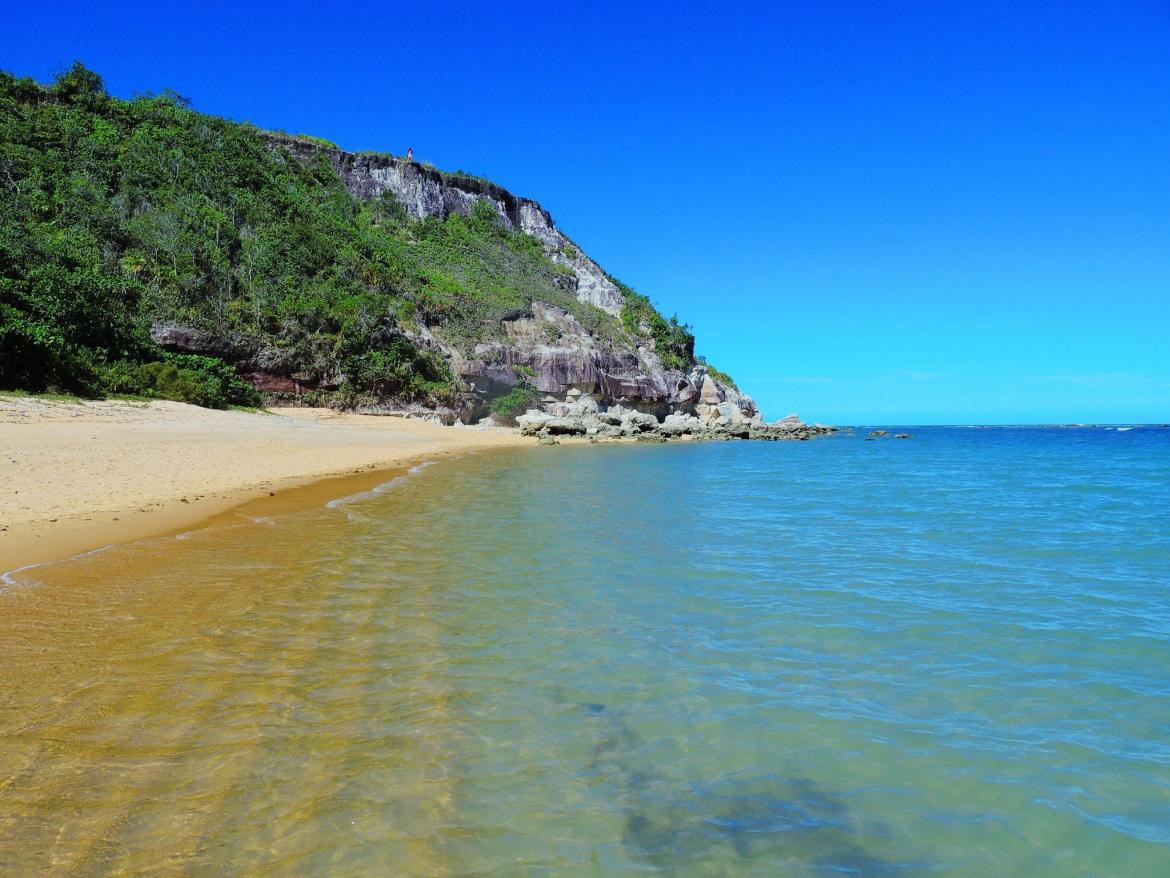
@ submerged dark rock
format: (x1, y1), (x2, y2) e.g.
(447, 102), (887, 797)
(581, 697), (922, 872)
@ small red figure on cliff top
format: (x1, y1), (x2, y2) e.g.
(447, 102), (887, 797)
(407, 146), (414, 161)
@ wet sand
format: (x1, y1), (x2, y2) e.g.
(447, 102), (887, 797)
(0, 396), (527, 573)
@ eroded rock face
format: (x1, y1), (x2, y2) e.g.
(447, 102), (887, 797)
(699, 374), (722, 405)
(150, 323), (251, 361)
(216, 135), (805, 430)
(264, 134), (625, 318)
(435, 302), (746, 422)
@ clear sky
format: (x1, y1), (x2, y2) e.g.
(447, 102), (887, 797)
(5, 1), (1168, 423)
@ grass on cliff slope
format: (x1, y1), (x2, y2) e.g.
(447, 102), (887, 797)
(375, 197), (621, 350)
(614, 277), (695, 371)
(0, 63), (693, 407)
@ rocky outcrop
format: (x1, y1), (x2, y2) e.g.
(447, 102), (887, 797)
(518, 405), (835, 443)
(439, 301), (728, 422)
(150, 322), (345, 392)
(150, 323), (252, 362)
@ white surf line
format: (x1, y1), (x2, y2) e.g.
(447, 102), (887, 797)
(0, 516), (253, 590)
(0, 542), (116, 590)
(324, 460), (438, 509)
(2, 453), (471, 588)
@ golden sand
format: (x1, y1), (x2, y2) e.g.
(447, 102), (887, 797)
(0, 396), (528, 573)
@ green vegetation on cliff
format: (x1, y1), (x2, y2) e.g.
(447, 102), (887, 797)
(698, 359), (738, 390)
(0, 63), (697, 407)
(615, 278), (695, 371)
(488, 382), (540, 421)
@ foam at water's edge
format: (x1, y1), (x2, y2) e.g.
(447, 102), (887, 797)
(3, 458), (453, 589)
(325, 460), (437, 509)
(1, 543), (115, 590)
(0, 520), (261, 589)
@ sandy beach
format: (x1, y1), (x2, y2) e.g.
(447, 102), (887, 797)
(0, 396), (527, 573)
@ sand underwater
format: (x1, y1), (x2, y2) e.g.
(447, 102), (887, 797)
(2, 428), (1168, 875)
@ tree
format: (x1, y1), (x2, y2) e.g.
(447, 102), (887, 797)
(53, 62), (105, 103)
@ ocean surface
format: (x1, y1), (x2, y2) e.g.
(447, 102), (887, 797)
(2, 426), (1168, 876)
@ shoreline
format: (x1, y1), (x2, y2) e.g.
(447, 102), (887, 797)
(0, 397), (529, 574)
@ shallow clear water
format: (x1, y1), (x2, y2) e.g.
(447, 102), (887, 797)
(2, 427), (1169, 875)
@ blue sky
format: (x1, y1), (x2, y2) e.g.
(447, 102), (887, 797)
(6, 1), (1168, 423)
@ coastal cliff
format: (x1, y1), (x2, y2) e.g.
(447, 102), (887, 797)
(1, 64), (824, 437)
(248, 133), (764, 428)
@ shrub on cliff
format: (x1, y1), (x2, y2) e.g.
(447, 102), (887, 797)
(614, 279), (696, 371)
(489, 383), (540, 422)
(101, 353), (262, 408)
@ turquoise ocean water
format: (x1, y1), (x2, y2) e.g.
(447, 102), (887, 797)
(2, 426), (1168, 875)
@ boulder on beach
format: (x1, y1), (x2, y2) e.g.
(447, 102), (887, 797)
(517, 410), (553, 435)
(620, 412), (659, 434)
(543, 417), (588, 436)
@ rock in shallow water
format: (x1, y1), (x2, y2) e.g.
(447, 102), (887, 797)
(521, 405), (835, 444)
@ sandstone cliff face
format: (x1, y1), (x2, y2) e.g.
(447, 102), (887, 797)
(264, 134), (625, 318)
(215, 135), (760, 424)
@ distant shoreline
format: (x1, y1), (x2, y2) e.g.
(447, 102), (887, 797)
(0, 397), (527, 574)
